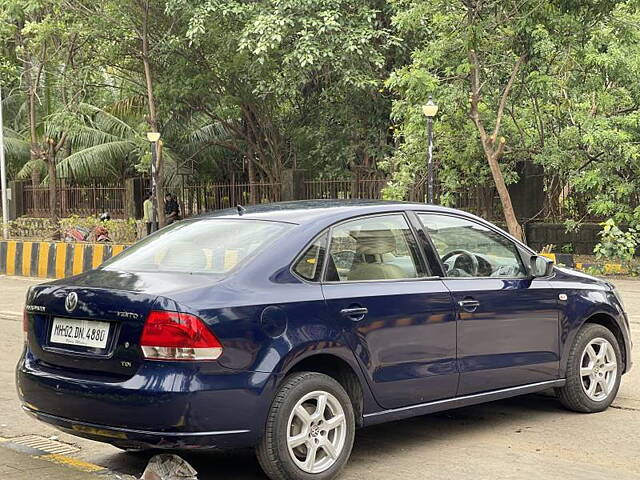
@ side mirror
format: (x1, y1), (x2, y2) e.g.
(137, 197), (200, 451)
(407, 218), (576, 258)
(531, 255), (554, 278)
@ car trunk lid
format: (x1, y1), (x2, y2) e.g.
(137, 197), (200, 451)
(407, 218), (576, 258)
(26, 283), (158, 378)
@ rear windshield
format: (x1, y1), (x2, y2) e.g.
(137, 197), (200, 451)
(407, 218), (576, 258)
(102, 219), (293, 275)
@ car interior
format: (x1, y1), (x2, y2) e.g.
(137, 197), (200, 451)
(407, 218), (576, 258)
(320, 214), (527, 281)
(326, 217), (421, 282)
(422, 221), (527, 278)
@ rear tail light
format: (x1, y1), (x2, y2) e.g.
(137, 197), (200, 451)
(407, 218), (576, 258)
(23, 310), (29, 343)
(140, 310), (222, 361)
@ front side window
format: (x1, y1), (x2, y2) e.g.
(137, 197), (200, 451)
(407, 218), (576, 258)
(103, 219), (293, 275)
(418, 214), (526, 278)
(325, 214), (425, 282)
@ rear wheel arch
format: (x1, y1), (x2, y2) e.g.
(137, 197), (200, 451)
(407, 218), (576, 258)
(283, 353), (365, 428)
(584, 313), (627, 373)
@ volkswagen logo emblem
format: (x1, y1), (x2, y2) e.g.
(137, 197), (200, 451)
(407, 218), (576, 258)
(65, 292), (78, 313)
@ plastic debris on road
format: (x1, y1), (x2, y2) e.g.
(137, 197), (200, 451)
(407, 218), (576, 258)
(140, 454), (198, 480)
(107, 474), (138, 480)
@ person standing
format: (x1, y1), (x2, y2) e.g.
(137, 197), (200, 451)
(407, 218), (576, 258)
(143, 191), (154, 235)
(164, 193), (180, 225)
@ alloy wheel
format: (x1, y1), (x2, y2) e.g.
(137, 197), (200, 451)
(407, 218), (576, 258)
(580, 337), (617, 402)
(286, 390), (347, 474)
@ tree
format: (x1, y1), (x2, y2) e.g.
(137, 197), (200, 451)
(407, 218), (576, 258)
(468, 47), (525, 240)
(167, 0), (397, 182)
(3, 0), (640, 235)
(1, 0), (101, 220)
(526, 2), (640, 227)
(59, 0), (173, 224)
(8, 0), (67, 220)
(54, 103), (149, 181)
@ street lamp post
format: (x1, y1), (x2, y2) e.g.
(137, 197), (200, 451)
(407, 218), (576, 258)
(0, 86), (9, 240)
(147, 132), (161, 232)
(422, 96), (439, 204)
(0, 87), (8, 239)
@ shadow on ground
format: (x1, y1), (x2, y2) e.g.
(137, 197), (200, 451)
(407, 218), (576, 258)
(97, 392), (564, 480)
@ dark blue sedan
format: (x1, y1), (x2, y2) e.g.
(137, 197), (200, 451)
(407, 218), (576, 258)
(17, 201), (632, 480)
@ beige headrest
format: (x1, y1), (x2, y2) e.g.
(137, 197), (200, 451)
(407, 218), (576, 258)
(350, 229), (397, 255)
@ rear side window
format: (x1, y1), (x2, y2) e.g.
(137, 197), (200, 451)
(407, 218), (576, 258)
(102, 219), (293, 275)
(293, 233), (327, 282)
(325, 214), (426, 282)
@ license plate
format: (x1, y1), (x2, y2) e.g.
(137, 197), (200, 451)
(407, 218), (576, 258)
(50, 317), (110, 349)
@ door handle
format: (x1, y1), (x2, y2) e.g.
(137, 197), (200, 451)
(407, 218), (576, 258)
(340, 307), (368, 322)
(458, 299), (480, 313)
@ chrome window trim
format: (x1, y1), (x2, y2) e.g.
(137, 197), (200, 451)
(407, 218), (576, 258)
(321, 276), (442, 285)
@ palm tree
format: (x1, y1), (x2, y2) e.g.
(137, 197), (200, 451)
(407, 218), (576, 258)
(11, 98), (240, 220)
(3, 126), (31, 178)
(2, 92), (35, 179)
(55, 103), (145, 182)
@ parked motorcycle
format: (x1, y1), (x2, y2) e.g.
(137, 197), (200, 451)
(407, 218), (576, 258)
(64, 212), (112, 243)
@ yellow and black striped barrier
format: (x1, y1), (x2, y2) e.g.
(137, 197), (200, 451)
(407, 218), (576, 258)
(540, 252), (628, 274)
(0, 241), (129, 279)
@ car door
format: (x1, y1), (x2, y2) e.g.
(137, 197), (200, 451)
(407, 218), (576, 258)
(320, 213), (458, 409)
(416, 213), (560, 396)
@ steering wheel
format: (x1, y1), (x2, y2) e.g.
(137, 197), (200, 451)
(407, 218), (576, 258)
(441, 249), (479, 276)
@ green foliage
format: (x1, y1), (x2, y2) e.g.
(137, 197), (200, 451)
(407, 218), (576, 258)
(383, 0), (640, 222)
(164, 0), (398, 180)
(7, 217), (57, 239)
(7, 215), (137, 242)
(583, 265), (606, 276)
(561, 243), (574, 255)
(1, 0), (640, 233)
(594, 219), (639, 262)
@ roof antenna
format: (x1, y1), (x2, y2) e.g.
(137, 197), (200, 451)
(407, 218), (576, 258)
(236, 204), (246, 216)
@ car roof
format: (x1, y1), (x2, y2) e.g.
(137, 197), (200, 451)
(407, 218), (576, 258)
(197, 199), (470, 225)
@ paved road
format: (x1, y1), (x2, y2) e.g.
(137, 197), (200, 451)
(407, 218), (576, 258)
(1, 275), (639, 479)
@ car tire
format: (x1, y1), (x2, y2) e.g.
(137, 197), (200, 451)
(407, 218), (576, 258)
(556, 323), (622, 413)
(256, 372), (355, 480)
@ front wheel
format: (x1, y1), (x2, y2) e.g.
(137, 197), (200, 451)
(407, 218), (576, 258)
(556, 323), (622, 413)
(257, 372), (355, 480)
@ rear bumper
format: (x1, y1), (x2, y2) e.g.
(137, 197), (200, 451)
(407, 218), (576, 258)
(22, 406), (254, 450)
(16, 350), (277, 449)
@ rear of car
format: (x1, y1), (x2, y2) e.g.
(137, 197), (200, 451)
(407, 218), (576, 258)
(16, 217), (294, 449)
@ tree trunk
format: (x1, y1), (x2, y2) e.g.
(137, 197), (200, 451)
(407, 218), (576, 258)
(30, 169), (40, 212)
(485, 148), (522, 240)
(46, 143), (58, 222)
(25, 56), (39, 162)
(468, 49), (525, 241)
(156, 141), (166, 226)
(26, 66), (44, 214)
(244, 116), (257, 204)
(247, 155), (257, 204)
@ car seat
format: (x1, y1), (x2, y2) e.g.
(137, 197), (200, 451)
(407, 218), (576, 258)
(347, 229), (406, 281)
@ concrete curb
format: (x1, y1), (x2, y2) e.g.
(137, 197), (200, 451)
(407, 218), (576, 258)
(0, 241), (129, 279)
(0, 436), (113, 477)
